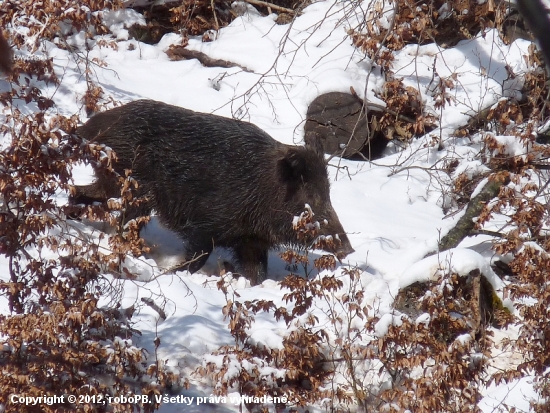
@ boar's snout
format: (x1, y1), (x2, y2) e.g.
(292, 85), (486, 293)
(319, 206), (354, 260)
(334, 233), (354, 261)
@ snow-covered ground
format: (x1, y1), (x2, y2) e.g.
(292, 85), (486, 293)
(0, 0), (542, 411)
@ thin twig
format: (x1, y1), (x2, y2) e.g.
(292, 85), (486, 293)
(469, 229), (506, 238)
(211, 0), (220, 34)
(141, 297), (167, 320)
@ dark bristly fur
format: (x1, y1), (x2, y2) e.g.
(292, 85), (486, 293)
(71, 100), (354, 284)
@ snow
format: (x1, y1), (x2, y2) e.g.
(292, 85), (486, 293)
(102, 9), (146, 40)
(0, 0), (542, 410)
(399, 247), (505, 292)
(374, 313), (403, 337)
(480, 377), (539, 412)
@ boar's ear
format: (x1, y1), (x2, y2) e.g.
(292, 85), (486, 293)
(277, 148), (307, 184)
(304, 131), (325, 157)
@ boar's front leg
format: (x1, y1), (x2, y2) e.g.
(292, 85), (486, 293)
(181, 238), (214, 274)
(233, 239), (269, 286)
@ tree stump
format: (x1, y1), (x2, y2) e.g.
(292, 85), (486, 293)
(304, 92), (388, 160)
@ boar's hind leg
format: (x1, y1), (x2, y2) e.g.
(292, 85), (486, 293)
(70, 182), (152, 224)
(233, 240), (269, 286)
(70, 169), (121, 208)
(71, 183), (109, 206)
(68, 181), (111, 219)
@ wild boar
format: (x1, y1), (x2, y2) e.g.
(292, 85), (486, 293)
(71, 100), (354, 284)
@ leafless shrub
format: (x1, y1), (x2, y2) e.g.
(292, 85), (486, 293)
(0, 106), (184, 411)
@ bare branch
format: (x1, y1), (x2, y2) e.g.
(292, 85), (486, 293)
(243, 0), (296, 14)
